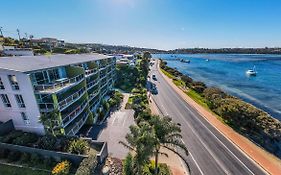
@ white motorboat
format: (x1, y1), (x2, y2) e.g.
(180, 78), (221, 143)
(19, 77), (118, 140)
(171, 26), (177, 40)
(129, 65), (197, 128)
(246, 66), (257, 76)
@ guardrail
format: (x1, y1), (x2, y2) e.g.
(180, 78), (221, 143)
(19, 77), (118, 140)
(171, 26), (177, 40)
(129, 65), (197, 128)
(58, 88), (86, 110)
(62, 100), (88, 127)
(34, 74), (84, 92)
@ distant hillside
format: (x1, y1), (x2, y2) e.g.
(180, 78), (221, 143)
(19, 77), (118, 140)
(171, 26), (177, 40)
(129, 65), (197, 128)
(168, 48), (281, 54)
(66, 43), (165, 54)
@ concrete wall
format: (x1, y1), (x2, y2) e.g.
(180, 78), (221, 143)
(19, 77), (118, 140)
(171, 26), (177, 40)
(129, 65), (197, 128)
(0, 69), (45, 135)
(0, 120), (14, 136)
(0, 142), (87, 166)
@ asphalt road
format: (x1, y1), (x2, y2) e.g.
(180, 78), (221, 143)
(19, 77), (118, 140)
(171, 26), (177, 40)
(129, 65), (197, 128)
(149, 60), (267, 175)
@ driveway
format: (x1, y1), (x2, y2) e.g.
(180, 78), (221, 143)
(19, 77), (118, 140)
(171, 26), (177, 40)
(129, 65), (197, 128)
(87, 93), (135, 159)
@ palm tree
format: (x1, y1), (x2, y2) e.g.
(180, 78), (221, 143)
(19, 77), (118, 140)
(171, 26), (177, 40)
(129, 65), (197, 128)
(119, 122), (155, 175)
(149, 115), (190, 175)
(39, 109), (62, 136)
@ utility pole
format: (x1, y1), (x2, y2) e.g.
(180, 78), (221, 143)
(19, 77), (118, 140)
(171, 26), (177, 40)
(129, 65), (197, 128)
(0, 27), (3, 37)
(16, 29), (21, 40)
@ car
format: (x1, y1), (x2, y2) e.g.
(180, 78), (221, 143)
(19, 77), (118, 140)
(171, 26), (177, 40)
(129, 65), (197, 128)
(152, 74), (157, 80)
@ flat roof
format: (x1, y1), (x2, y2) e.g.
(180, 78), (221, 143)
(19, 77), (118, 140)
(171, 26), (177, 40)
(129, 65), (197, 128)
(0, 53), (112, 73)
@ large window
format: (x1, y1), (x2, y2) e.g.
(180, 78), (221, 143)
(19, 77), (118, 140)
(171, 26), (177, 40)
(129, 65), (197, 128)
(15, 94), (26, 108)
(8, 75), (19, 90)
(21, 112), (30, 125)
(0, 77), (4, 89)
(0, 94), (11, 107)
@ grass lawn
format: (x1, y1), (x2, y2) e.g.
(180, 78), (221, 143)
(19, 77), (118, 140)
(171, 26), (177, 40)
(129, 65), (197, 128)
(0, 164), (50, 175)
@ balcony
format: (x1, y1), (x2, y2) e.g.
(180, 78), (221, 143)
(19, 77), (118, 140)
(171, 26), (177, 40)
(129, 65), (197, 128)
(89, 89), (99, 102)
(34, 74), (84, 94)
(62, 99), (88, 127)
(66, 112), (89, 136)
(87, 80), (99, 90)
(85, 69), (98, 78)
(90, 99), (99, 112)
(58, 87), (86, 111)
(38, 103), (54, 112)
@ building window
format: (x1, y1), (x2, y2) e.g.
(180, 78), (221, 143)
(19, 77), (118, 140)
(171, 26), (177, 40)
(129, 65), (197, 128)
(15, 94), (26, 108)
(0, 94), (11, 107)
(21, 112), (30, 125)
(8, 75), (19, 90)
(0, 78), (4, 89)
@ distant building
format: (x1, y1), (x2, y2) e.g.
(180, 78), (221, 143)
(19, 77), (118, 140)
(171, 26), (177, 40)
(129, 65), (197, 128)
(31, 37), (65, 48)
(114, 54), (136, 66)
(2, 46), (34, 56)
(0, 54), (116, 135)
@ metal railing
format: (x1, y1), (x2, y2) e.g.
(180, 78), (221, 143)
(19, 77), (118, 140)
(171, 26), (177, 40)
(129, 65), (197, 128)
(38, 103), (54, 112)
(66, 112), (89, 135)
(62, 99), (88, 127)
(85, 69), (98, 77)
(58, 87), (86, 110)
(87, 80), (99, 90)
(34, 74), (84, 92)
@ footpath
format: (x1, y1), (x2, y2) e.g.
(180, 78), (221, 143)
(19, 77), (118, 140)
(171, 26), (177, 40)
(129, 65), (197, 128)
(156, 60), (281, 175)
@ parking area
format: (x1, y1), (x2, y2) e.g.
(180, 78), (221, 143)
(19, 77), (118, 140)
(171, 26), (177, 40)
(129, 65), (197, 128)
(87, 93), (135, 159)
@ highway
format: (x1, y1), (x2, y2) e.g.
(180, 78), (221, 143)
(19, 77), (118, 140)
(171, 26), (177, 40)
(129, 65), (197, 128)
(149, 60), (267, 175)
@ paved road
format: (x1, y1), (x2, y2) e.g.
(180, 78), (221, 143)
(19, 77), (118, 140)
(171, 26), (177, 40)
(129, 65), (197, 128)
(149, 60), (266, 175)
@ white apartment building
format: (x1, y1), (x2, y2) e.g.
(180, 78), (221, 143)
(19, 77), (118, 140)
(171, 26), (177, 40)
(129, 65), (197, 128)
(0, 54), (116, 135)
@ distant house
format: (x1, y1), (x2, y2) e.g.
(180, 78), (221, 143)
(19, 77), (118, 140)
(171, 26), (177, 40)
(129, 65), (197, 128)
(114, 54), (136, 66)
(31, 37), (65, 48)
(2, 46), (34, 56)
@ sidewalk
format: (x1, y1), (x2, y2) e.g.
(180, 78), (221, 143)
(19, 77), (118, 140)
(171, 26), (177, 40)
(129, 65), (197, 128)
(148, 93), (188, 175)
(157, 60), (281, 175)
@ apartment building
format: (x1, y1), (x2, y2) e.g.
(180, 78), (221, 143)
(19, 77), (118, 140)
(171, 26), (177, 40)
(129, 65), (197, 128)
(0, 54), (116, 135)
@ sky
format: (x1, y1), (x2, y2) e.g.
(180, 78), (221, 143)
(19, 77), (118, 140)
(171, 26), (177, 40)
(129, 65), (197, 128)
(1, 0), (281, 50)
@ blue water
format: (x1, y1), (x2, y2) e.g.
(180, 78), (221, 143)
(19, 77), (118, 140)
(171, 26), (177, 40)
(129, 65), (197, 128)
(153, 54), (281, 121)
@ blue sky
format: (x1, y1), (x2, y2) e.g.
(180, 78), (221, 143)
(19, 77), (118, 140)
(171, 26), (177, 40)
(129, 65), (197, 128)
(1, 0), (281, 50)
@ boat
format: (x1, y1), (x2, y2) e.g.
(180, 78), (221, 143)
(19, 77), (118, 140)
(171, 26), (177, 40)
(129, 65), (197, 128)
(246, 66), (257, 76)
(206, 59), (209, 62)
(180, 59), (190, 63)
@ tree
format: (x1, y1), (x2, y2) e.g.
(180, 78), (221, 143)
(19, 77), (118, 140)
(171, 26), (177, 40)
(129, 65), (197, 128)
(123, 153), (134, 175)
(119, 122), (155, 175)
(39, 109), (62, 136)
(149, 115), (190, 174)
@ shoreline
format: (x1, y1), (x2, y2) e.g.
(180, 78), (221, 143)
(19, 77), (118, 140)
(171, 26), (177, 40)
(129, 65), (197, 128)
(156, 59), (281, 175)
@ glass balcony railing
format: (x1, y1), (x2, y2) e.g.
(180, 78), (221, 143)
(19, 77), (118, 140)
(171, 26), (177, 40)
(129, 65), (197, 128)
(85, 69), (98, 77)
(58, 87), (86, 110)
(34, 74), (84, 93)
(62, 99), (88, 127)
(66, 112), (89, 136)
(38, 103), (54, 112)
(87, 80), (99, 90)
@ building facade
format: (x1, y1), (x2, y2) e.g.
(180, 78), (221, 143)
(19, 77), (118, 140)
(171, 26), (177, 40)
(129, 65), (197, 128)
(0, 54), (116, 135)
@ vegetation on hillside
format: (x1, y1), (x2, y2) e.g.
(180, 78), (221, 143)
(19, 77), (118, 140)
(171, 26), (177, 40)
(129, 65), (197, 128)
(160, 60), (281, 158)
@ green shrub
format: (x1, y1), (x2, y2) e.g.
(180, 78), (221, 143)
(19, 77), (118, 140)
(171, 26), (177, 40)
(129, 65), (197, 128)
(20, 152), (30, 163)
(0, 149), (9, 159)
(38, 135), (57, 150)
(67, 139), (89, 155)
(123, 153), (133, 175)
(75, 155), (98, 175)
(7, 151), (21, 162)
(12, 132), (39, 146)
(30, 153), (41, 165)
(0, 131), (24, 143)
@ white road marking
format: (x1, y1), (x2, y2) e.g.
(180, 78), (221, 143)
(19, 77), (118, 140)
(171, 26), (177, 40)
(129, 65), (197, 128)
(158, 67), (256, 175)
(181, 139), (204, 175)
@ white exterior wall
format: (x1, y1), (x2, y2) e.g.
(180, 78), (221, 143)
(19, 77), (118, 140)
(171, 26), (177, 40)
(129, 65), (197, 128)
(3, 49), (34, 56)
(0, 69), (45, 135)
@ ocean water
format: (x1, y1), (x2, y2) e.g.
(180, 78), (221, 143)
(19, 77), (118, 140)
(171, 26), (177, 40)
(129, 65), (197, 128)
(153, 54), (281, 121)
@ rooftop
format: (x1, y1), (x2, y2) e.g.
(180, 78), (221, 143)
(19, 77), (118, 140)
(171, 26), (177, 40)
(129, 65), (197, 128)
(0, 53), (112, 73)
